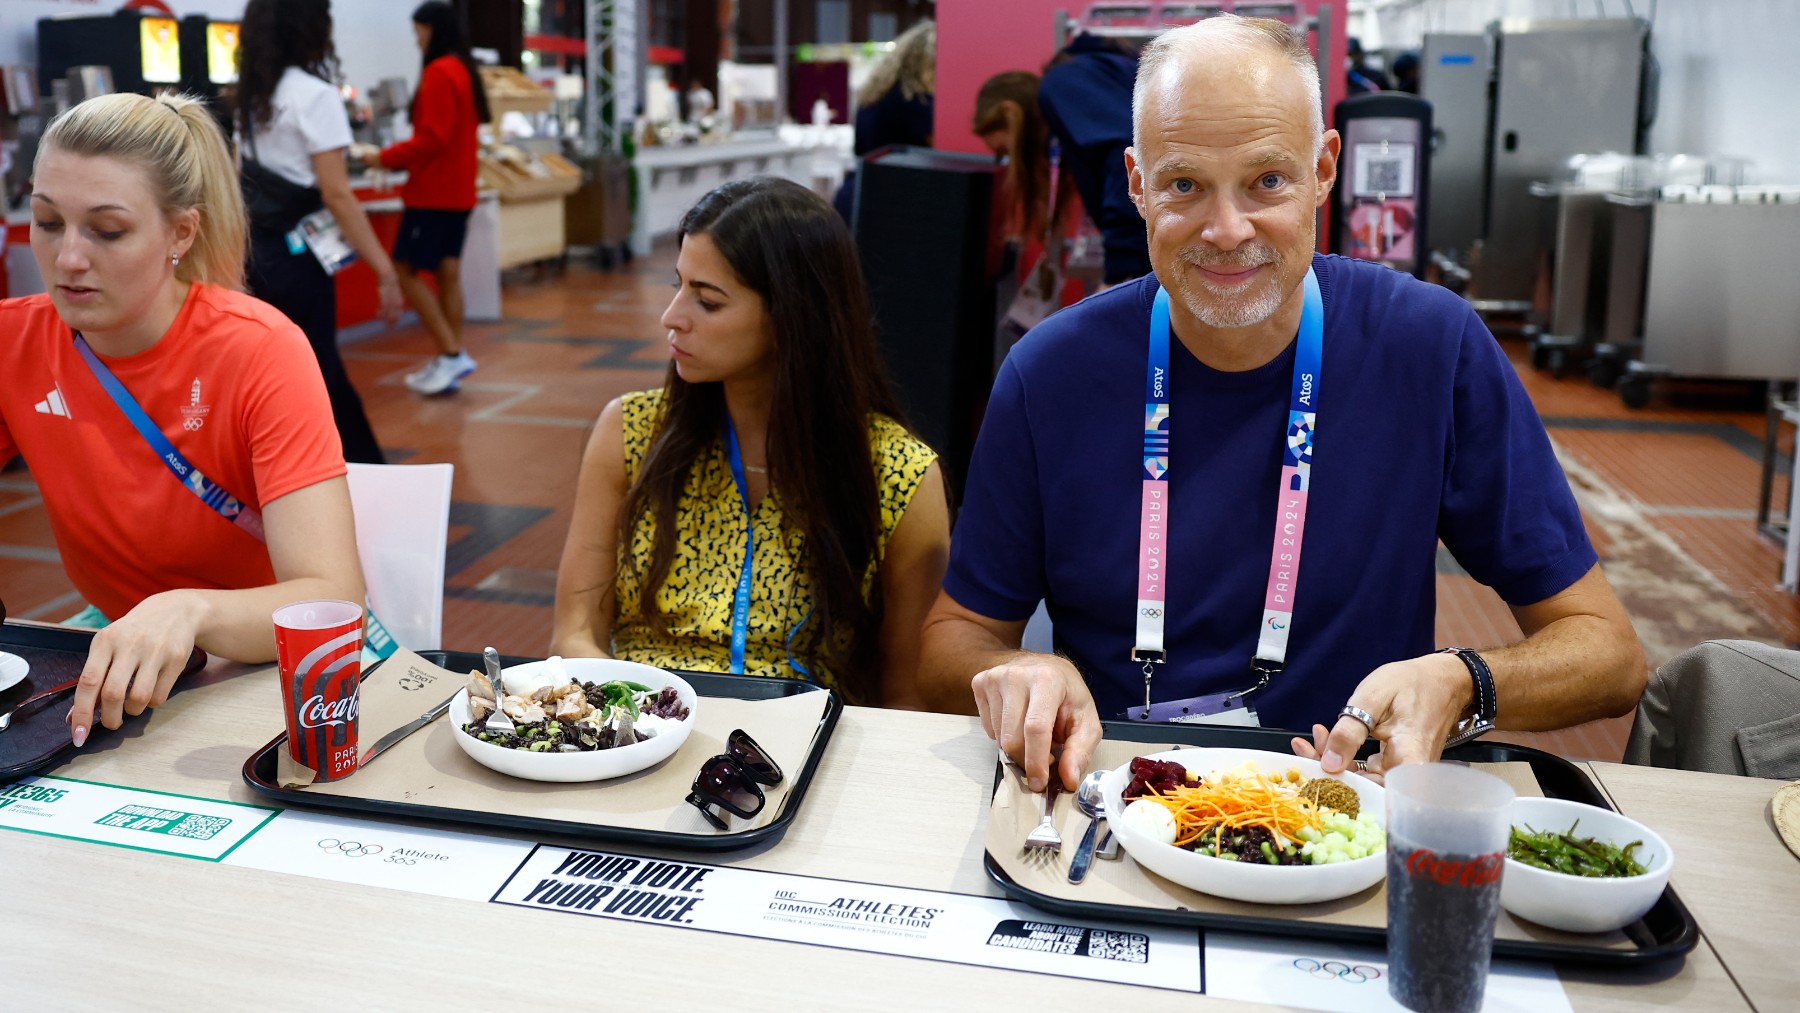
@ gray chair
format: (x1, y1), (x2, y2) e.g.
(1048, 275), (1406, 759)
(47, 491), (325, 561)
(1625, 640), (1800, 779)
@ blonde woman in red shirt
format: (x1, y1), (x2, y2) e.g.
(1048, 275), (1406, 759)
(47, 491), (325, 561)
(1, 93), (363, 746)
(354, 1), (490, 396)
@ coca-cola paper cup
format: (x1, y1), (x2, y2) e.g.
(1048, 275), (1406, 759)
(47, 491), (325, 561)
(274, 600), (364, 782)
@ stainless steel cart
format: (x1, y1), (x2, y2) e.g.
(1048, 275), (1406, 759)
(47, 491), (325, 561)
(1619, 200), (1800, 408)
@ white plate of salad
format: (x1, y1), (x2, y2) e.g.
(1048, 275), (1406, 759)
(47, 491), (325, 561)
(1101, 747), (1387, 905)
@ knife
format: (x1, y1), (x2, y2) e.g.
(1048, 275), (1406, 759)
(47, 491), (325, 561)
(360, 691), (459, 766)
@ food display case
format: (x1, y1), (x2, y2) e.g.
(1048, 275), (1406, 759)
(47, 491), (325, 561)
(479, 65), (554, 119)
(478, 145), (582, 269)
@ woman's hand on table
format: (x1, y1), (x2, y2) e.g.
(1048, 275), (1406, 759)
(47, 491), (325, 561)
(973, 652), (1101, 794)
(67, 590), (208, 745)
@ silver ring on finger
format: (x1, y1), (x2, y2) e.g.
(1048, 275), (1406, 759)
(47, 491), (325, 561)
(1353, 758), (1369, 773)
(1338, 704), (1375, 730)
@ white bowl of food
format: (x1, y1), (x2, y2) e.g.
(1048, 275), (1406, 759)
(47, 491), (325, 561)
(1500, 797), (1672, 934)
(448, 657), (697, 783)
(1100, 747), (1387, 905)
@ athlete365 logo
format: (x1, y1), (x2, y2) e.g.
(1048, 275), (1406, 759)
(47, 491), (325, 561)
(0, 783), (69, 809)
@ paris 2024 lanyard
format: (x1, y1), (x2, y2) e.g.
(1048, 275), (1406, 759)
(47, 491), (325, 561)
(1124, 267), (1324, 725)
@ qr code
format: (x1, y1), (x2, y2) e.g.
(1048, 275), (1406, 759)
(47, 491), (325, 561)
(1086, 929), (1149, 963)
(167, 815), (231, 840)
(1364, 158), (1405, 193)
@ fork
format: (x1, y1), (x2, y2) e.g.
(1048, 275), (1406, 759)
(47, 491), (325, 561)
(480, 646), (515, 735)
(1023, 777), (1064, 855)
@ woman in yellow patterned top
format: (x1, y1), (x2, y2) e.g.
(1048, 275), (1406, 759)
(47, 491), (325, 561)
(552, 178), (950, 706)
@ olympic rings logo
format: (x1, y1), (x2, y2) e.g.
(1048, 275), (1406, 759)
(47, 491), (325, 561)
(317, 838), (384, 858)
(1291, 958), (1382, 984)
(1140, 607), (1164, 618)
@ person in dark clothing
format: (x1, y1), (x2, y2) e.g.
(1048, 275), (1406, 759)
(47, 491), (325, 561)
(1391, 51), (1420, 94)
(235, 0), (401, 464)
(1346, 37), (1391, 95)
(854, 19), (934, 156)
(1036, 33), (1151, 286)
(836, 19), (934, 223)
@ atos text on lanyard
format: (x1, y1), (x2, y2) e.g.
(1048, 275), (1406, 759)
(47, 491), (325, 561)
(1125, 268), (1324, 723)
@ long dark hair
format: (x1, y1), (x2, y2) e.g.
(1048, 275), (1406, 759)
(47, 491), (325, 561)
(234, 0), (338, 140)
(972, 70), (1073, 239)
(411, 1), (491, 124)
(621, 178), (909, 705)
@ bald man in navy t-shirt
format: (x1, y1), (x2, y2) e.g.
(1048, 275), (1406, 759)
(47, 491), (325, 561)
(918, 15), (1645, 794)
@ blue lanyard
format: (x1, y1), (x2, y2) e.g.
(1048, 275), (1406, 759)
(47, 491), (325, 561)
(73, 333), (266, 543)
(73, 330), (403, 665)
(723, 416), (755, 676)
(722, 416), (814, 680)
(1133, 267), (1324, 709)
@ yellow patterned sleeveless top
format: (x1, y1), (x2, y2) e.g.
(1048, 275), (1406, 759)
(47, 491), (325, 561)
(611, 389), (937, 691)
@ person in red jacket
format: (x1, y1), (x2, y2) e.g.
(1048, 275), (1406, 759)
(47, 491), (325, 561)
(354, 1), (490, 396)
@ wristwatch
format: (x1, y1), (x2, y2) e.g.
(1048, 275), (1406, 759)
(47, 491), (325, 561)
(1436, 647), (1497, 749)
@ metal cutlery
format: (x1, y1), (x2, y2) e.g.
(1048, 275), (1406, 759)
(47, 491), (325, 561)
(0, 677), (80, 734)
(1068, 769), (1110, 882)
(360, 690), (458, 766)
(1023, 777), (1064, 855)
(479, 646), (514, 735)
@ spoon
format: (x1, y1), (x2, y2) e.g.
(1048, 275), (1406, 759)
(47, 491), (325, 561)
(1067, 770), (1113, 883)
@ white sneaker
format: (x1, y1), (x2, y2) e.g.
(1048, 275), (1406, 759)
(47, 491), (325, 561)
(405, 351), (476, 395)
(403, 356), (438, 385)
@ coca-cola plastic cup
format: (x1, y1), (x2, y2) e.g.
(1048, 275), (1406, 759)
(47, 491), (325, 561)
(273, 600), (364, 782)
(1385, 762), (1515, 1013)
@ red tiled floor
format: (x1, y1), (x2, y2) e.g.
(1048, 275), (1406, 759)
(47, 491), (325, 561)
(5, 257), (1794, 766)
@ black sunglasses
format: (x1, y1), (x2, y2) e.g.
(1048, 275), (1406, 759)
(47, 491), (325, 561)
(686, 729), (784, 830)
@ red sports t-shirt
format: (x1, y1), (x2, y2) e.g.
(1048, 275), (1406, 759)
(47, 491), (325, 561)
(0, 283), (346, 621)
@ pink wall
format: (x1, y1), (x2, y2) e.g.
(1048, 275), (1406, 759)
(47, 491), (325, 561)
(934, 2), (1350, 155)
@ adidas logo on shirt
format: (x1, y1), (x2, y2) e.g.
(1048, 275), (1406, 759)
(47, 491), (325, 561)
(34, 386), (71, 419)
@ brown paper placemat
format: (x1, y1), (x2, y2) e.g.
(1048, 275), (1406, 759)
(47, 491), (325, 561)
(276, 650), (829, 836)
(985, 740), (1633, 949)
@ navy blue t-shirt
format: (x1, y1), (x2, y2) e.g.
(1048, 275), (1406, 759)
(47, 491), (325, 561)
(944, 254), (1596, 732)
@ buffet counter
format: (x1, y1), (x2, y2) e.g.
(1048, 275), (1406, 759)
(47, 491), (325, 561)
(631, 136), (825, 255)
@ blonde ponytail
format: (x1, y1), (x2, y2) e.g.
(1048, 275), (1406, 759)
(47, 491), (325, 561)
(37, 92), (247, 291)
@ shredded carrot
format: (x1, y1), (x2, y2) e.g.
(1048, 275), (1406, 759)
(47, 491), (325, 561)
(1141, 772), (1325, 848)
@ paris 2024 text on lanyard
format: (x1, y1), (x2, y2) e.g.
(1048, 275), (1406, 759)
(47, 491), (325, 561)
(1125, 268), (1324, 726)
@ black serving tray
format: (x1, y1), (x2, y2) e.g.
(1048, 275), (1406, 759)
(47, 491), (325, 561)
(1, 622), (205, 782)
(242, 650), (841, 852)
(984, 721), (1700, 967)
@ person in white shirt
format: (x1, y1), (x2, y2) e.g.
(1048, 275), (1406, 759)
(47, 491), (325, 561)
(235, 0), (403, 464)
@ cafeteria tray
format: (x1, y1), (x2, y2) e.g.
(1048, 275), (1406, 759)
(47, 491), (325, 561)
(242, 650), (841, 852)
(984, 721), (1700, 967)
(1, 622), (205, 782)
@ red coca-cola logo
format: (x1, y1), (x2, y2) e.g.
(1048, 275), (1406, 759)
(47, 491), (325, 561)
(1405, 848), (1504, 887)
(298, 690), (360, 729)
